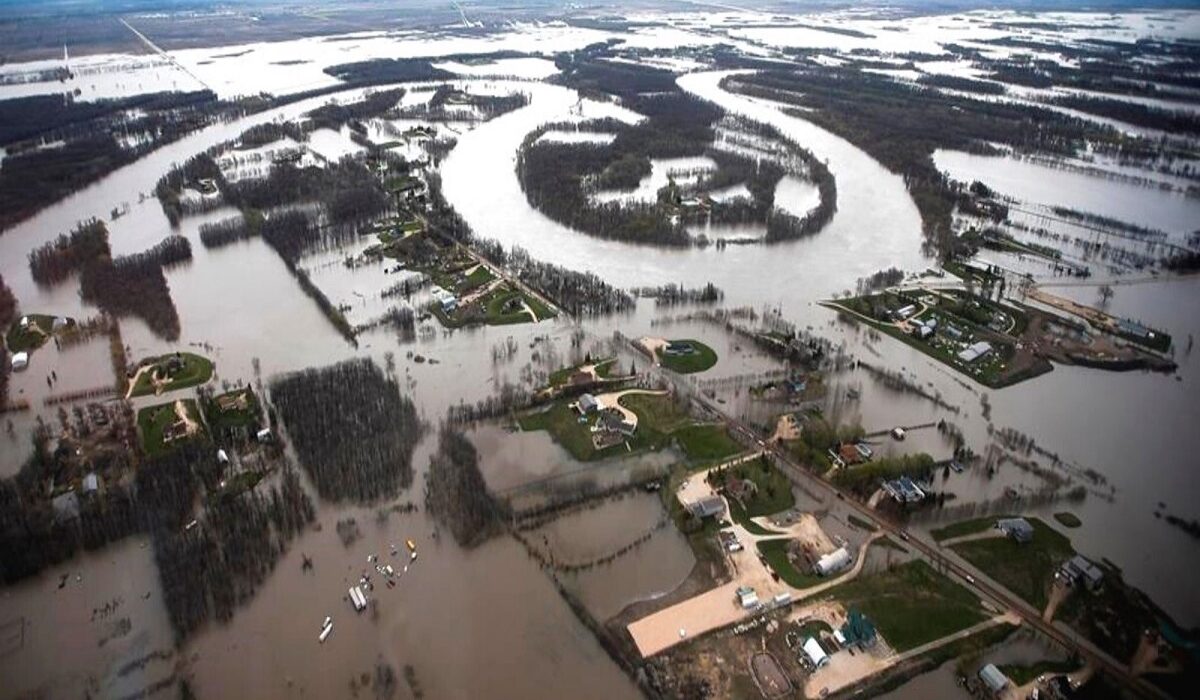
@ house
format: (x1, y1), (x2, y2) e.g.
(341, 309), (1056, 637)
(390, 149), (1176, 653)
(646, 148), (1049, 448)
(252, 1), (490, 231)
(11, 352), (29, 372)
(52, 316), (70, 332)
(813, 546), (853, 577)
(735, 585), (759, 610)
(840, 609), (878, 648)
(256, 428), (273, 444)
(996, 517), (1034, 543)
(914, 323), (933, 340)
(1061, 555), (1104, 591)
(892, 304), (916, 321)
(979, 664), (1010, 695)
(598, 409), (636, 436)
(958, 341), (993, 364)
(576, 393), (600, 414)
(51, 491), (80, 523)
(883, 476), (926, 503)
(802, 637), (830, 668)
(568, 370), (593, 387)
(688, 495), (726, 519)
(663, 341), (697, 356)
(838, 443), (865, 466)
(725, 477), (758, 502)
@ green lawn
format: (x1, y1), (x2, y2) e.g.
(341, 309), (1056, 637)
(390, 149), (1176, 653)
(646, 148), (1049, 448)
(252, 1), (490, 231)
(6, 314), (73, 353)
(712, 456), (794, 518)
(618, 393), (693, 434)
(757, 538), (824, 589)
(138, 400), (206, 456)
(655, 339), (718, 374)
(519, 392), (707, 462)
(129, 352), (215, 397)
(459, 265), (495, 293)
(930, 514), (1017, 542)
(673, 424), (743, 462)
(951, 518), (1075, 610)
(828, 560), (988, 652)
(204, 387), (262, 441)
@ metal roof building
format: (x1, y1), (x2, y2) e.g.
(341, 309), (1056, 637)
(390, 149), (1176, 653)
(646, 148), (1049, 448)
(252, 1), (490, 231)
(802, 637), (830, 668)
(813, 546), (853, 577)
(958, 341), (993, 364)
(996, 517), (1034, 543)
(979, 664), (1010, 694)
(688, 495), (725, 519)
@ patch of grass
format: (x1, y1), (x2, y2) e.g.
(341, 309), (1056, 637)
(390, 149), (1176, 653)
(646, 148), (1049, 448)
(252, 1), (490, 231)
(138, 400), (206, 457)
(6, 314), (72, 353)
(673, 424), (742, 462)
(459, 265), (495, 293)
(998, 659), (1079, 686)
(129, 352), (215, 397)
(757, 538), (825, 589)
(727, 498), (776, 535)
(875, 537), (908, 553)
(829, 560), (987, 652)
(930, 514), (1017, 542)
(655, 339), (718, 374)
(1054, 512), (1082, 528)
(848, 514), (878, 531)
(517, 402), (619, 461)
(618, 393), (693, 434)
(713, 456), (794, 518)
(951, 517), (1075, 610)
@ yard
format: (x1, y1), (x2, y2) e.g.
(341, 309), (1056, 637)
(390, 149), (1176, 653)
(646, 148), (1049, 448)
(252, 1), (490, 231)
(5, 314), (73, 353)
(828, 560), (988, 653)
(129, 352), (215, 398)
(712, 456), (795, 519)
(950, 517), (1075, 610)
(138, 399), (206, 457)
(673, 423), (743, 463)
(757, 538), (824, 589)
(517, 392), (704, 462)
(930, 514), (1017, 542)
(203, 387), (262, 442)
(655, 339), (718, 374)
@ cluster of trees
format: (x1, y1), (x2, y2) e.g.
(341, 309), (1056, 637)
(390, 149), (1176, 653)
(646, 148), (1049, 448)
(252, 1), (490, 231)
(155, 153), (224, 226)
(854, 267), (905, 295)
(634, 282), (724, 307)
(198, 213), (255, 249)
(425, 427), (507, 548)
(831, 452), (937, 497)
(322, 58), (454, 85)
(307, 88), (406, 131)
(28, 218), (110, 285)
(27, 219), (185, 339)
(0, 90), (222, 232)
(154, 465), (314, 640)
(237, 121), (309, 149)
(1051, 94), (1200, 136)
(917, 73), (1007, 95)
(269, 358), (423, 502)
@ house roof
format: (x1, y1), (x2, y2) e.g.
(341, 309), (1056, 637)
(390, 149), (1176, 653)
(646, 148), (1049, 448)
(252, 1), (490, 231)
(979, 664), (1010, 692)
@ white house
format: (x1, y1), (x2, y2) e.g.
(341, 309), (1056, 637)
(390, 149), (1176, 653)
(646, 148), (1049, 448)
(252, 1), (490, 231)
(11, 352), (29, 372)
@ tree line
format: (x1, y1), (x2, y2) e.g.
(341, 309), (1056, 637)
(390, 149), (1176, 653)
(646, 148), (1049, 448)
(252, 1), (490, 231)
(425, 426), (507, 548)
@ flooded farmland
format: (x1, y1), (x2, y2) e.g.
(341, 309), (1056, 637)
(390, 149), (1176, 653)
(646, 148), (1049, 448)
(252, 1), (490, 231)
(1, 5), (1198, 700)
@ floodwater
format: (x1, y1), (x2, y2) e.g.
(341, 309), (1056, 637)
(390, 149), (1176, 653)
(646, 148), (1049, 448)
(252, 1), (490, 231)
(2, 10), (1200, 700)
(933, 149), (1200, 238)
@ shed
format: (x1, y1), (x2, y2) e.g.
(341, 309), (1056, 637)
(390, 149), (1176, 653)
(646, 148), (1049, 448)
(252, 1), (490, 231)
(979, 664), (1010, 694)
(688, 495), (725, 519)
(82, 473), (100, 495)
(217, 449), (230, 464)
(958, 341), (993, 364)
(996, 517), (1034, 543)
(736, 585), (759, 609)
(802, 637), (830, 668)
(256, 428), (273, 444)
(577, 393), (600, 414)
(11, 351), (29, 372)
(813, 546), (853, 577)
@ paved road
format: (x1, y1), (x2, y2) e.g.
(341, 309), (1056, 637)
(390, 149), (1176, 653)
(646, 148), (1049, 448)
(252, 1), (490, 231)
(639, 353), (1168, 700)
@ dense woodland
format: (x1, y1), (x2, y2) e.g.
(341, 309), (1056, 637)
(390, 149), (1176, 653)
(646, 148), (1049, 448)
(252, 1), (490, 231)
(269, 358), (423, 502)
(425, 427), (506, 548)
(27, 219), (186, 339)
(0, 90), (222, 232)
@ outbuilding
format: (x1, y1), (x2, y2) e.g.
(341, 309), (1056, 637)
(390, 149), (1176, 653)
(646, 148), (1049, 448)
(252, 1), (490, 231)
(688, 495), (726, 519)
(979, 664), (1010, 695)
(996, 517), (1034, 543)
(958, 341), (993, 364)
(813, 546), (853, 577)
(11, 351), (29, 372)
(577, 393), (600, 414)
(802, 637), (830, 668)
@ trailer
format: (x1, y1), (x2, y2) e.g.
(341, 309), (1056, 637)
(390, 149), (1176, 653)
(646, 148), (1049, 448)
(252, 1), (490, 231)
(348, 586), (367, 612)
(318, 622), (333, 643)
